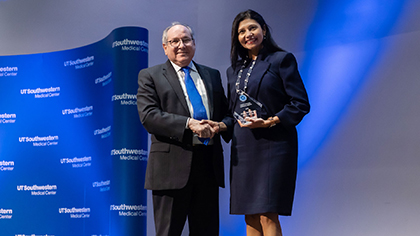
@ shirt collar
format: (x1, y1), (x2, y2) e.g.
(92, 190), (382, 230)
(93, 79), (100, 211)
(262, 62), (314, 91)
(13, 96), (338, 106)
(169, 61), (196, 73)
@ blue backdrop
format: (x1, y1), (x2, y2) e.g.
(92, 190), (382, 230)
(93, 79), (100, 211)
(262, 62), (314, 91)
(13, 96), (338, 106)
(0, 26), (149, 236)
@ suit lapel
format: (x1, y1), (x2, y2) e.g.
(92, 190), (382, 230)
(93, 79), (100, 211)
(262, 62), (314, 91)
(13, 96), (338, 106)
(162, 60), (190, 114)
(246, 59), (270, 98)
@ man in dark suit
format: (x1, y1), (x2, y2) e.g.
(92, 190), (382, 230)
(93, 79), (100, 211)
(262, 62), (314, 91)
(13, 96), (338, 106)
(136, 22), (229, 236)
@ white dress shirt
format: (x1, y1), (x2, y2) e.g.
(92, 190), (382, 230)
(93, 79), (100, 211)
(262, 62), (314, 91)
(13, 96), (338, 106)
(170, 61), (212, 145)
(170, 61), (210, 119)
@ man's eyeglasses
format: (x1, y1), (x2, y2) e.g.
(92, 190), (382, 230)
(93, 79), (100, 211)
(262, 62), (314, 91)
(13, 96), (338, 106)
(166, 38), (193, 47)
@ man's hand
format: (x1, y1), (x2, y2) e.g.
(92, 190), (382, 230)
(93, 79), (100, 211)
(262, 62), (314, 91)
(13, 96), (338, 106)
(188, 118), (216, 138)
(200, 120), (227, 133)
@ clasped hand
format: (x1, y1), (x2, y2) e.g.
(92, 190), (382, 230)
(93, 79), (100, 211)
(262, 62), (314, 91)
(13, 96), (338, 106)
(188, 118), (223, 138)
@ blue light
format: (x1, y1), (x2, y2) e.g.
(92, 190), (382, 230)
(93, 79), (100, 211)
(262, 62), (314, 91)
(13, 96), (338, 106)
(297, 0), (408, 166)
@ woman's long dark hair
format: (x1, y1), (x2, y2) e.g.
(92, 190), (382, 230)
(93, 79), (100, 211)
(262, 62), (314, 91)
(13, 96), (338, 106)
(230, 9), (283, 69)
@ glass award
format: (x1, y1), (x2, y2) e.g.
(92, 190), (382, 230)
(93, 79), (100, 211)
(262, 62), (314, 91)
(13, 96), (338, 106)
(233, 90), (263, 125)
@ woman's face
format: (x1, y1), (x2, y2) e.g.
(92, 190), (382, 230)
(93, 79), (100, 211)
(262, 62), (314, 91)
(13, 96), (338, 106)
(237, 18), (266, 59)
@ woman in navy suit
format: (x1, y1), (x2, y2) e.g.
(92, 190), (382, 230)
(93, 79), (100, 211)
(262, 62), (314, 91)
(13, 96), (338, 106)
(227, 10), (310, 236)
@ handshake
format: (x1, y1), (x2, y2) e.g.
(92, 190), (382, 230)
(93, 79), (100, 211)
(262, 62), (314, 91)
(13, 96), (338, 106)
(188, 118), (227, 139)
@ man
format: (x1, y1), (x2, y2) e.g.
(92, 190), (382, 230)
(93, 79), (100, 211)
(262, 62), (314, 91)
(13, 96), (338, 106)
(136, 22), (229, 236)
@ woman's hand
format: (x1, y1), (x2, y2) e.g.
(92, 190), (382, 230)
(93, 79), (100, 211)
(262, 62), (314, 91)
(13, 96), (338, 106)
(238, 111), (279, 129)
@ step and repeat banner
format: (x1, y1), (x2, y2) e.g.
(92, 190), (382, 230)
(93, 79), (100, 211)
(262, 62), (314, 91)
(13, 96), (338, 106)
(0, 26), (149, 236)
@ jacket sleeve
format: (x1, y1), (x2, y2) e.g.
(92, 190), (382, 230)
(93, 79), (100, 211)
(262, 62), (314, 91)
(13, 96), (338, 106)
(220, 67), (236, 143)
(275, 53), (310, 127)
(136, 68), (189, 143)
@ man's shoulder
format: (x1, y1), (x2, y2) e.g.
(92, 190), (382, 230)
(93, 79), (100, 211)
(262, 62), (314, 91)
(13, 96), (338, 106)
(140, 61), (168, 73)
(193, 62), (219, 74)
(140, 62), (172, 75)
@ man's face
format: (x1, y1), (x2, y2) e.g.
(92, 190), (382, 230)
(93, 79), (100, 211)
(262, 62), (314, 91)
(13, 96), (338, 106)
(163, 25), (196, 67)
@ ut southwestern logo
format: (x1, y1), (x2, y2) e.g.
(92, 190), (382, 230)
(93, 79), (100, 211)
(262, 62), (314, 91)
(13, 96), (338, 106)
(17, 184), (57, 196)
(110, 204), (147, 217)
(19, 135), (59, 147)
(95, 71), (112, 86)
(64, 56), (94, 69)
(0, 66), (18, 77)
(15, 234), (55, 236)
(112, 39), (148, 52)
(60, 156), (92, 168)
(92, 180), (111, 192)
(62, 105), (93, 118)
(112, 93), (137, 105)
(20, 86), (60, 99)
(94, 126), (111, 139)
(0, 208), (13, 220)
(58, 207), (90, 219)
(0, 160), (14, 171)
(0, 113), (16, 124)
(111, 148), (148, 161)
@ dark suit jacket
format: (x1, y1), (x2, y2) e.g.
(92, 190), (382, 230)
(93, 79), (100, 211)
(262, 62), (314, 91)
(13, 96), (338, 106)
(227, 50), (310, 131)
(137, 60), (228, 190)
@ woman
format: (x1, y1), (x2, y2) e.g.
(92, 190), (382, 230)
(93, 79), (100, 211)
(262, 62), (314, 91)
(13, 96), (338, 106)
(226, 10), (310, 236)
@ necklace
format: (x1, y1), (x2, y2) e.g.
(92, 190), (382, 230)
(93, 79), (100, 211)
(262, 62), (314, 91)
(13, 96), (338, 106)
(235, 58), (257, 94)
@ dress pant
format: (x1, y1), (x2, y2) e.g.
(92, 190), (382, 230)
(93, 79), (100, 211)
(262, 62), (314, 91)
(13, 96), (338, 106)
(152, 146), (219, 236)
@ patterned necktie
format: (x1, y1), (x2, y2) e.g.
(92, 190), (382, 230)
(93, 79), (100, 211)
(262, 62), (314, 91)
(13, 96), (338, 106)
(182, 66), (209, 145)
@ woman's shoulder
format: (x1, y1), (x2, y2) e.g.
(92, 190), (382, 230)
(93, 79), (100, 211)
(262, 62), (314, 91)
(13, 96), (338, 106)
(226, 61), (243, 77)
(264, 50), (294, 62)
(226, 66), (236, 80)
(263, 51), (299, 70)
